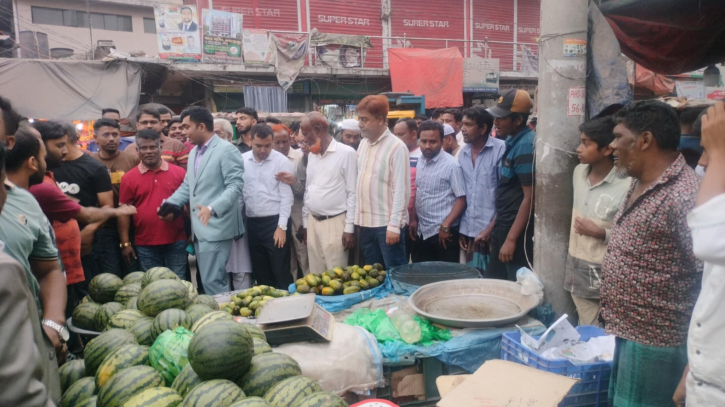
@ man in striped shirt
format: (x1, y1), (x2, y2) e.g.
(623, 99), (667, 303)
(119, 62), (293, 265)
(409, 121), (467, 263)
(355, 95), (411, 269)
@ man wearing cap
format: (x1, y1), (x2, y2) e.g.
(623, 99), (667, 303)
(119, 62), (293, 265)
(485, 89), (535, 280)
(442, 124), (461, 158)
(339, 119), (361, 151)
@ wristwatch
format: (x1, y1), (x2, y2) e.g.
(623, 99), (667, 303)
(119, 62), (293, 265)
(207, 206), (215, 216)
(440, 225), (451, 233)
(120, 242), (132, 248)
(42, 319), (69, 343)
(278, 224), (288, 231)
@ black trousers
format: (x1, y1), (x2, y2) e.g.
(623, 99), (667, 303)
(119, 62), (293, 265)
(411, 228), (460, 264)
(247, 215), (292, 289)
(488, 221), (534, 281)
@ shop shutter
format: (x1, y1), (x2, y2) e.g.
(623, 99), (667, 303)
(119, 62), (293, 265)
(389, 0), (465, 57)
(471, 0), (515, 70)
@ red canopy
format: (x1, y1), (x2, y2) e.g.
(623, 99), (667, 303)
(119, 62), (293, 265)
(387, 48), (463, 108)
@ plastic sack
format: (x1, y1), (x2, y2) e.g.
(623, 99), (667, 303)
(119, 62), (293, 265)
(149, 327), (194, 385)
(273, 323), (384, 395)
(344, 309), (401, 342)
(414, 316), (452, 345)
(288, 276), (392, 313)
(516, 267), (544, 304)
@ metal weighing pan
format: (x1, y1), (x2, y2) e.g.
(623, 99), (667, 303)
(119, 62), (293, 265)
(408, 279), (541, 328)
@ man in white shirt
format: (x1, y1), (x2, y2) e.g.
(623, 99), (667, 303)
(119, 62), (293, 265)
(440, 108), (465, 147)
(442, 124), (461, 158)
(272, 123), (309, 278)
(242, 124), (295, 289)
(300, 112), (357, 273)
(673, 101), (725, 407)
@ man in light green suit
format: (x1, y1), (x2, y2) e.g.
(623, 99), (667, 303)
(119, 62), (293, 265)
(164, 106), (245, 295)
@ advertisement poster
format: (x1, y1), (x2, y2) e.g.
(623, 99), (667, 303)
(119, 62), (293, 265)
(243, 29), (270, 65)
(154, 4), (202, 62)
(462, 55), (499, 93)
(202, 9), (243, 64)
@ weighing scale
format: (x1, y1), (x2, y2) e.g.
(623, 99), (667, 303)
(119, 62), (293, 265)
(257, 294), (334, 345)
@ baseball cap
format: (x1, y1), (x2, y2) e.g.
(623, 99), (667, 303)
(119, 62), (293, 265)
(487, 89), (533, 118)
(443, 124), (455, 137)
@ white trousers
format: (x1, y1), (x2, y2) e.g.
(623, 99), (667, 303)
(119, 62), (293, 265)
(307, 214), (349, 273)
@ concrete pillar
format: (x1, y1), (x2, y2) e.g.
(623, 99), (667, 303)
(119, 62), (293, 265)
(534, 0), (588, 320)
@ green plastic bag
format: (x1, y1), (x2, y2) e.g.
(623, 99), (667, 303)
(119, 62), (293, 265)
(414, 316), (452, 345)
(344, 309), (401, 342)
(149, 327), (194, 385)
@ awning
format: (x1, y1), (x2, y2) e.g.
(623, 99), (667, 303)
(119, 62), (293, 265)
(599, 0), (725, 74)
(0, 58), (141, 121)
(388, 48), (463, 108)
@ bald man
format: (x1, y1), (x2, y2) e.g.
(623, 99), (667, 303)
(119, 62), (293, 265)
(300, 112), (358, 272)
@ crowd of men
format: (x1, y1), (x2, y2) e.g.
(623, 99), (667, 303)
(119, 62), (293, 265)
(0, 87), (724, 407)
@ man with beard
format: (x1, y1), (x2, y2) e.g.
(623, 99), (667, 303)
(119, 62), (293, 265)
(242, 124), (295, 289)
(235, 107), (257, 154)
(485, 89), (535, 281)
(409, 121), (466, 263)
(120, 130), (187, 280)
(339, 119), (361, 151)
(91, 119), (140, 276)
(158, 107), (174, 135)
(601, 100), (702, 406)
(0, 126), (65, 402)
(300, 112), (357, 273)
(31, 121), (136, 353)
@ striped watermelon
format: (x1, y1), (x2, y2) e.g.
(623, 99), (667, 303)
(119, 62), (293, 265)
(263, 376), (322, 407)
(185, 304), (214, 324)
(172, 364), (202, 399)
(129, 317), (155, 346)
(114, 283), (142, 305)
(124, 272), (146, 285)
(182, 280), (198, 303)
(294, 393), (348, 407)
(97, 365), (164, 407)
(252, 338), (272, 355)
(106, 309), (146, 330)
(76, 396), (98, 407)
(81, 295), (94, 304)
(188, 320), (253, 382)
(242, 324), (266, 341)
(95, 344), (150, 388)
(142, 267), (179, 288)
(59, 359), (86, 393)
(60, 376), (96, 407)
(122, 387), (183, 407)
(73, 302), (102, 331)
(126, 297), (139, 310)
(94, 302), (124, 331)
(192, 294), (220, 310)
(89, 273), (124, 304)
(151, 309), (193, 340)
(84, 329), (138, 376)
(181, 379), (245, 407)
(191, 311), (234, 333)
(229, 397), (272, 407)
(238, 353), (302, 397)
(138, 280), (189, 317)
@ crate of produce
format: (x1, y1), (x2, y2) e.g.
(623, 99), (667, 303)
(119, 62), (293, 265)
(501, 325), (612, 407)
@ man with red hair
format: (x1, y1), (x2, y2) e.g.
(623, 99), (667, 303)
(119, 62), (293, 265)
(272, 123), (309, 278)
(355, 95), (411, 269)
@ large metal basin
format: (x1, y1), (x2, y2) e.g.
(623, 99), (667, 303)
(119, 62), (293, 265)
(408, 279), (541, 328)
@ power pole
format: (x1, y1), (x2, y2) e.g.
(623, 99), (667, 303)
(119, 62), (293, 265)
(534, 0), (588, 320)
(86, 0), (93, 59)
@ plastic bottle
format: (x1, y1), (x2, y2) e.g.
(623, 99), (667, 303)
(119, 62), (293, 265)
(387, 307), (421, 344)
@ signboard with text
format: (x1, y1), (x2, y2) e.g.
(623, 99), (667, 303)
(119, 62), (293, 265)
(243, 28), (269, 65)
(202, 9), (243, 64)
(568, 87), (585, 116)
(155, 4), (202, 62)
(463, 55), (500, 93)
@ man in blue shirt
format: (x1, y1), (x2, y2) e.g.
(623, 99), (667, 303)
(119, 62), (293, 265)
(486, 89), (535, 281)
(409, 120), (466, 263)
(458, 107), (506, 268)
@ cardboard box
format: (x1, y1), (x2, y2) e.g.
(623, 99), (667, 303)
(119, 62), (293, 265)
(437, 360), (577, 407)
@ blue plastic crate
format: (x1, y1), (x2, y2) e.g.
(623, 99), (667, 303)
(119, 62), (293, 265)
(500, 326), (612, 407)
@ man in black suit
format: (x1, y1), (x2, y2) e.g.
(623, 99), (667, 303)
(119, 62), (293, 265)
(178, 6), (198, 31)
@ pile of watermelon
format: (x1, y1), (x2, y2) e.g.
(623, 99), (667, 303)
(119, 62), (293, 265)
(61, 267), (348, 407)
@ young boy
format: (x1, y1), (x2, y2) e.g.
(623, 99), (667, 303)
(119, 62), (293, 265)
(565, 116), (630, 326)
